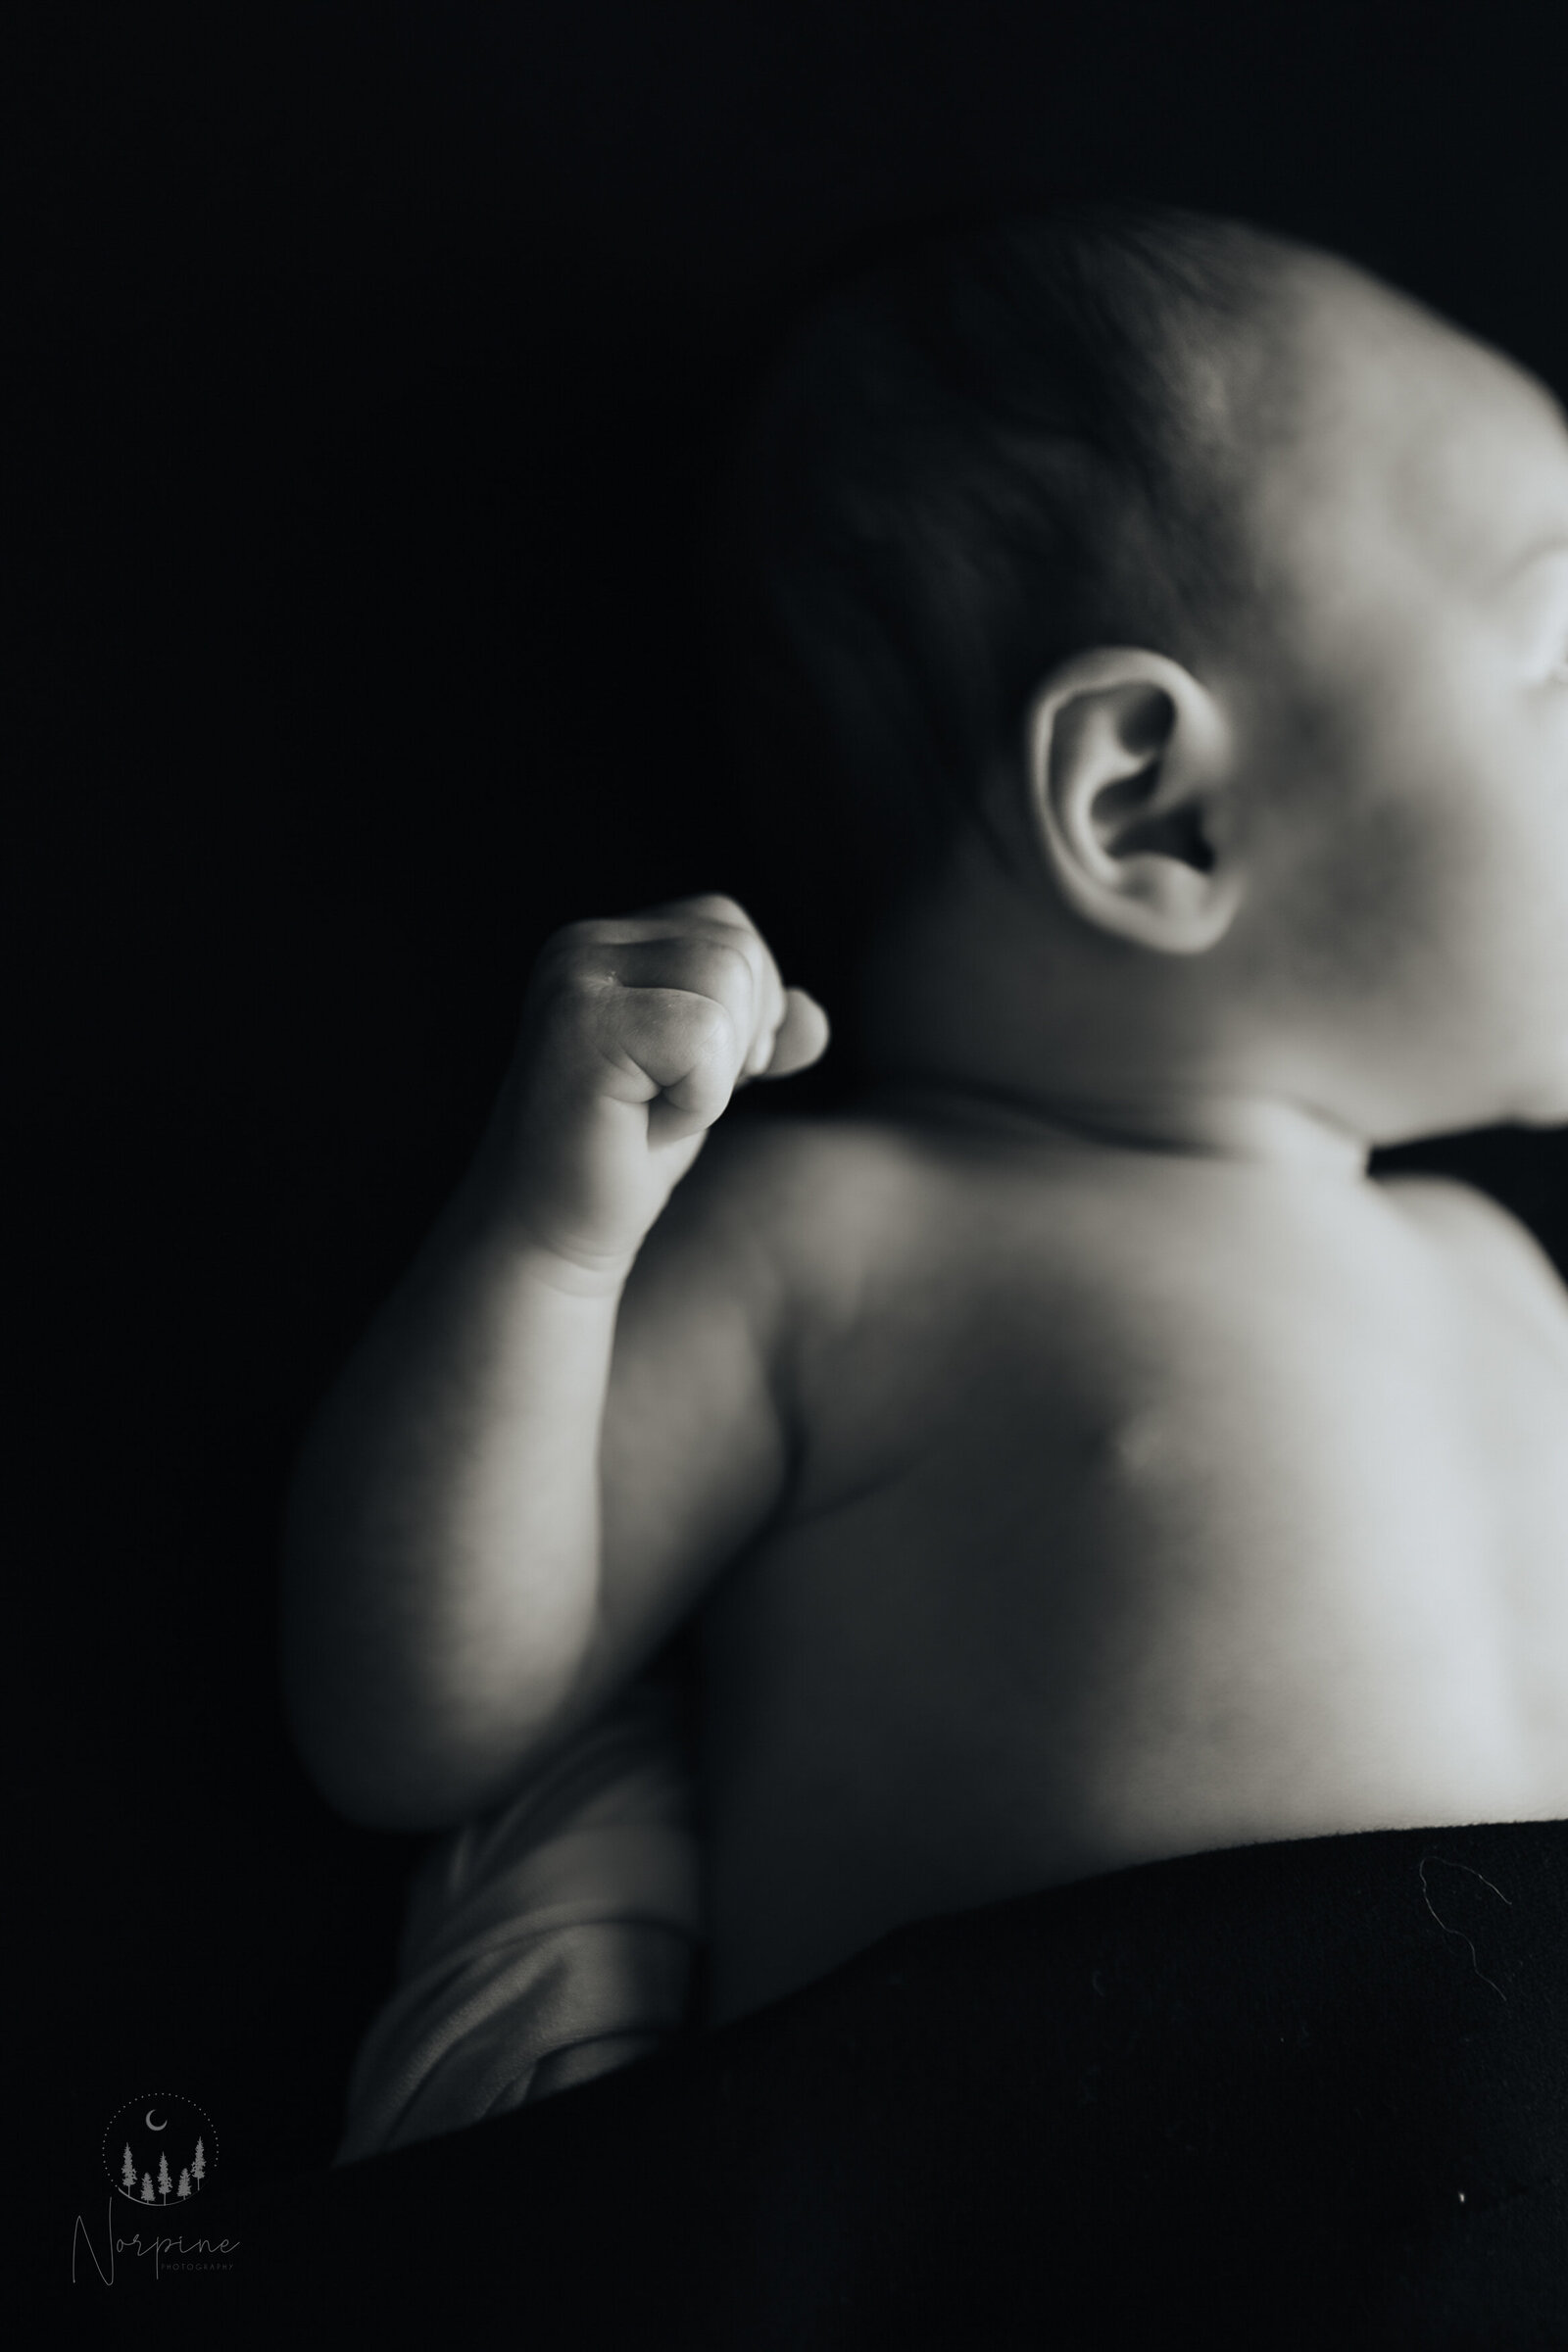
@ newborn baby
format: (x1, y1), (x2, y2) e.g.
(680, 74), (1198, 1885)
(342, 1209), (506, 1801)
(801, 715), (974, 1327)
(285, 201), (1568, 2143)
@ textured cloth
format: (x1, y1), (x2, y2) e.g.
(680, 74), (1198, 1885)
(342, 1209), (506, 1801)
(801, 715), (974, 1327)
(204, 1814), (1568, 2349)
(333, 1674), (701, 2163)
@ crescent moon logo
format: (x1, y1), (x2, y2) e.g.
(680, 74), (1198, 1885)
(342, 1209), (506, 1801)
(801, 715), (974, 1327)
(103, 2092), (220, 2208)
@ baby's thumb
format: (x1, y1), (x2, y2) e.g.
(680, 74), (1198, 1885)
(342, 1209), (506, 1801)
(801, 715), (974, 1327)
(761, 988), (830, 1079)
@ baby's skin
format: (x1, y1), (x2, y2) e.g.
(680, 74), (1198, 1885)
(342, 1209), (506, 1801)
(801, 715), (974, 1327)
(284, 243), (1568, 2026)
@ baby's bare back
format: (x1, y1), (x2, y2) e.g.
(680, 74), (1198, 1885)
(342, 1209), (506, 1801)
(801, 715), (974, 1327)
(699, 1114), (1568, 2021)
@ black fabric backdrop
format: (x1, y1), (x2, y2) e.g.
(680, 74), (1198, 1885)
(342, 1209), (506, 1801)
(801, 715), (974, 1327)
(17, 0), (1568, 2323)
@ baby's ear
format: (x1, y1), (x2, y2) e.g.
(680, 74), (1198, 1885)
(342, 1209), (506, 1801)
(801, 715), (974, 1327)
(1025, 648), (1243, 954)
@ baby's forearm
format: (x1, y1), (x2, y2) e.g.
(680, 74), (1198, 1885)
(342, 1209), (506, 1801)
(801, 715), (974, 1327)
(280, 894), (825, 1832)
(281, 1178), (625, 1831)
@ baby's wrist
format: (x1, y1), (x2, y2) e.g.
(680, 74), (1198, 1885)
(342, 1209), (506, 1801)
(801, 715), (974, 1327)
(438, 1155), (642, 1300)
(505, 1224), (640, 1300)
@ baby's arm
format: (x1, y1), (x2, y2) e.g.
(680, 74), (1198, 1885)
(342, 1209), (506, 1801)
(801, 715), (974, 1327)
(280, 894), (827, 1832)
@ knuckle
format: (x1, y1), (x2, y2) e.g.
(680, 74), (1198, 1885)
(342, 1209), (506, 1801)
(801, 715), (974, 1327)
(549, 916), (606, 955)
(685, 891), (752, 928)
(684, 994), (734, 1054)
(554, 958), (612, 1011)
(657, 1005), (735, 1092)
(535, 920), (607, 984)
(526, 957), (611, 1050)
(689, 907), (763, 958)
(700, 936), (754, 984)
(657, 937), (750, 1001)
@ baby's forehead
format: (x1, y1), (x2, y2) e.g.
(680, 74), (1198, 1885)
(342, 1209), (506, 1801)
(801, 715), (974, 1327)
(1241, 257), (1568, 603)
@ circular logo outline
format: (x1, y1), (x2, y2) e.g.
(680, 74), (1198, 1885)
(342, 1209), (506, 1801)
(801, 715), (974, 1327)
(101, 2091), (220, 2209)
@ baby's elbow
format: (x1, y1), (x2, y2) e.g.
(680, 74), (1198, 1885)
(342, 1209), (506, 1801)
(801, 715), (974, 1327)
(315, 1775), (465, 1838)
(278, 1663), (429, 1834)
(280, 1669), (548, 1836)
(283, 1720), (402, 1830)
(278, 1598), (453, 1834)
(285, 1720), (488, 1836)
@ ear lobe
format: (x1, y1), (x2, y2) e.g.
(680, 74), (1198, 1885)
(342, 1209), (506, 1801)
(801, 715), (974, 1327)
(1027, 650), (1242, 955)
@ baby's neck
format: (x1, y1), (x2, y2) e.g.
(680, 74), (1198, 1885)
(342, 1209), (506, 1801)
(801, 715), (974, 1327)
(853, 846), (1373, 1182)
(859, 1069), (1370, 1179)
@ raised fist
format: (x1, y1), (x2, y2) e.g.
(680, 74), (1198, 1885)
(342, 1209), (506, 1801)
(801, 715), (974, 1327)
(493, 894), (829, 1277)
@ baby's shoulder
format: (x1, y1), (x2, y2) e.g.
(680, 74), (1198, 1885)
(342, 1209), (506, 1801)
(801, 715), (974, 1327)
(651, 1102), (1027, 1334)
(672, 1105), (944, 1266)
(1379, 1168), (1538, 1249)
(1378, 1170), (1568, 1322)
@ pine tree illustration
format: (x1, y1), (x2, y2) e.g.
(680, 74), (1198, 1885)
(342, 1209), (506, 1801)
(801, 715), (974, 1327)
(141, 2174), (155, 2202)
(191, 2136), (206, 2188)
(177, 2168), (191, 2200)
(157, 2151), (172, 2200)
(122, 2144), (137, 2193)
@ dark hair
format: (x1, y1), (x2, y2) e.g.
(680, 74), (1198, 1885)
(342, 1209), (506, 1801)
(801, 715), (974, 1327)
(698, 198), (1306, 1004)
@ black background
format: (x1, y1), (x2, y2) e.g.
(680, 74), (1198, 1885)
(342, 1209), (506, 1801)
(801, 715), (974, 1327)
(18, 0), (1568, 2224)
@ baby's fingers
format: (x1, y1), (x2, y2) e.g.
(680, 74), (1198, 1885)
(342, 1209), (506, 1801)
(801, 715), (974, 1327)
(636, 894), (785, 1079)
(759, 988), (831, 1080)
(605, 986), (743, 1141)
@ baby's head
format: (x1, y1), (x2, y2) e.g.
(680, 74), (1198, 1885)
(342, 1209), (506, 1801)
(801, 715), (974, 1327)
(707, 201), (1568, 1151)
